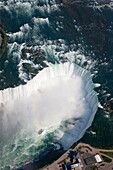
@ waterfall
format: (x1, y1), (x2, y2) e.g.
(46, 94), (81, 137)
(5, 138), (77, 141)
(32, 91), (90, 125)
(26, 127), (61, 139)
(0, 62), (98, 168)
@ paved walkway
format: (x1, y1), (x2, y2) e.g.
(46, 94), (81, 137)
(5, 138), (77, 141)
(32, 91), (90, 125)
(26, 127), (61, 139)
(43, 143), (113, 170)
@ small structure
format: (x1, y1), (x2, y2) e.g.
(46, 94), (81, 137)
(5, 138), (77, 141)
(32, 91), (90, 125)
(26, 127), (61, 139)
(71, 163), (83, 170)
(95, 154), (102, 163)
(71, 162), (83, 170)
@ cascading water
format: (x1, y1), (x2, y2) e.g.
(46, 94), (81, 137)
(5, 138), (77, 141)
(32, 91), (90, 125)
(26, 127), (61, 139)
(0, 62), (98, 169)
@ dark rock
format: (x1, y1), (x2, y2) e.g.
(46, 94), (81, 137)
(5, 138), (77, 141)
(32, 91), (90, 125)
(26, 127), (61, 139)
(0, 26), (8, 58)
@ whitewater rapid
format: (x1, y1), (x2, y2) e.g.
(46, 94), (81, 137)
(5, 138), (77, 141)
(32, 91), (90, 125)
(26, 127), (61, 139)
(0, 62), (98, 153)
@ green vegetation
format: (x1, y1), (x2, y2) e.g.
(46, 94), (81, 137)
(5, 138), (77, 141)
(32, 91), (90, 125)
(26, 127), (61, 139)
(96, 146), (113, 150)
(77, 146), (82, 152)
(101, 152), (113, 158)
(23, 63), (37, 74)
(89, 166), (98, 170)
(76, 145), (92, 153)
(21, 48), (27, 59)
(0, 27), (8, 58)
(70, 141), (79, 149)
(101, 155), (112, 163)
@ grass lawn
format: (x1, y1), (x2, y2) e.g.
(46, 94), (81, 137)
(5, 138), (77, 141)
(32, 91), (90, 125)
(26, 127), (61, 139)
(101, 152), (113, 158)
(101, 155), (112, 163)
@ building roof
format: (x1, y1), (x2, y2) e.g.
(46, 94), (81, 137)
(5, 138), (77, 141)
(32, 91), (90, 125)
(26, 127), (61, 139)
(82, 153), (97, 165)
(71, 163), (82, 170)
(95, 154), (102, 163)
(84, 156), (96, 165)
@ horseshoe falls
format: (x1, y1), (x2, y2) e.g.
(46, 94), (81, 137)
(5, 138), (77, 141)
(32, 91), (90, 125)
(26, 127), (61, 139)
(0, 62), (98, 169)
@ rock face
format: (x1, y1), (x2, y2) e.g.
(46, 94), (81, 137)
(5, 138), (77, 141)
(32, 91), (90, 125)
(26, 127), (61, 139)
(0, 33), (2, 46)
(62, 0), (111, 4)
(62, 0), (74, 4)
(62, 0), (111, 6)
(0, 26), (8, 58)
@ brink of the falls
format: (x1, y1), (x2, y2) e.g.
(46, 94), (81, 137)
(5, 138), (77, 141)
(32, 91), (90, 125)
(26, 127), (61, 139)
(0, 62), (98, 168)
